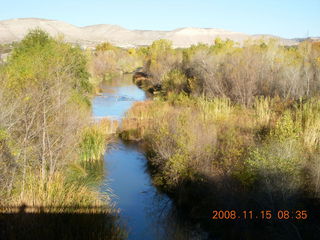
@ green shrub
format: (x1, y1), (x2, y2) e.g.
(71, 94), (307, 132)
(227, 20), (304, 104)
(271, 110), (301, 141)
(79, 124), (109, 162)
(162, 69), (189, 94)
(244, 139), (303, 190)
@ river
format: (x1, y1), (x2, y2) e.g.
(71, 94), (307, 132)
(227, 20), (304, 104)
(92, 75), (207, 240)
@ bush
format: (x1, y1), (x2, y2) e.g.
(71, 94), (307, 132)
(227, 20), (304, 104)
(162, 69), (189, 94)
(244, 139), (304, 196)
(144, 39), (182, 84)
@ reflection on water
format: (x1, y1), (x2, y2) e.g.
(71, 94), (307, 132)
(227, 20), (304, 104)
(94, 75), (205, 240)
(103, 141), (208, 240)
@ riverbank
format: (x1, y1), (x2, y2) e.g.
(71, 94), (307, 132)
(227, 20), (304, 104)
(0, 30), (126, 240)
(119, 39), (320, 239)
(119, 91), (320, 239)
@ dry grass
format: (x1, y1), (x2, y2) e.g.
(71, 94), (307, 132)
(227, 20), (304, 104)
(5, 172), (108, 209)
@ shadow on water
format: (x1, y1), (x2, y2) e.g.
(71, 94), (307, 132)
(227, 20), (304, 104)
(0, 205), (126, 240)
(103, 140), (209, 240)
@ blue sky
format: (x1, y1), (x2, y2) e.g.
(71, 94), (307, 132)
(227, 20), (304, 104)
(1, 0), (319, 38)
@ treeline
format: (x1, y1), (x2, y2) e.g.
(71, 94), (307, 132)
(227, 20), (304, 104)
(137, 38), (320, 105)
(0, 30), (124, 238)
(88, 42), (144, 93)
(122, 39), (320, 239)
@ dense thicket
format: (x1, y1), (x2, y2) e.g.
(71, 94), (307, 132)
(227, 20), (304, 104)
(122, 38), (320, 239)
(141, 38), (320, 105)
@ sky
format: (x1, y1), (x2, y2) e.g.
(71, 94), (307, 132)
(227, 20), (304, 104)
(1, 0), (319, 38)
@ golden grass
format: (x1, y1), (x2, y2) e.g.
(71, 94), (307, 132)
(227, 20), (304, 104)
(295, 98), (320, 151)
(8, 173), (108, 209)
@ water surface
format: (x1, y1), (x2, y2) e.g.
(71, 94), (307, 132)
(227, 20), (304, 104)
(93, 76), (206, 240)
(93, 76), (172, 240)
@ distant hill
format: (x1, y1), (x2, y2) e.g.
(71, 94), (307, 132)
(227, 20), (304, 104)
(0, 18), (310, 48)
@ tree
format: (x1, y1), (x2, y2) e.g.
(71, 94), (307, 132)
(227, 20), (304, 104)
(144, 39), (181, 84)
(0, 30), (92, 200)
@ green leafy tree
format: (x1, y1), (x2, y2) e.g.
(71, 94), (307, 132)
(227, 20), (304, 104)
(0, 30), (93, 201)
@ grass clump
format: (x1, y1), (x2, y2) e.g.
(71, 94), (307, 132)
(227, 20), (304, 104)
(79, 119), (114, 162)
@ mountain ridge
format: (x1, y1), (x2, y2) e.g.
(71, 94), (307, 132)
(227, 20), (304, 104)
(0, 18), (313, 48)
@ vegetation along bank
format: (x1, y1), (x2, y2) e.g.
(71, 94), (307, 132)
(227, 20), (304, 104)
(122, 38), (320, 239)
(0, 30), (125, 239)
